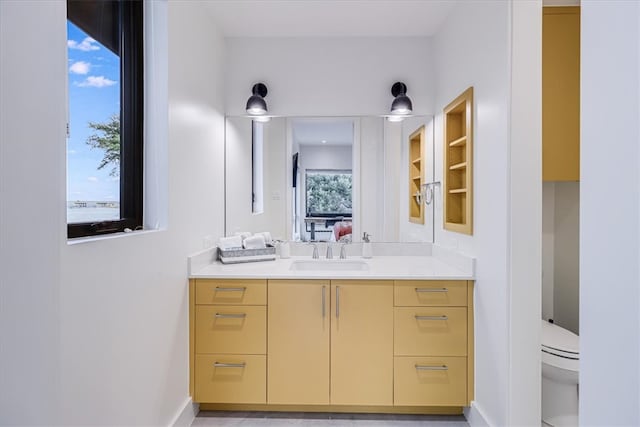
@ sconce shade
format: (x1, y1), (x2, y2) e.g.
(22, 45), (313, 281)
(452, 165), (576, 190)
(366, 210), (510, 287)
(246, 83), (268, 115)
(390, 81), (413, 115)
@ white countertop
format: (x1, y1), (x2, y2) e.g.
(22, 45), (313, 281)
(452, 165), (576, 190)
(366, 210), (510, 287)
(189, 255), (474, 280)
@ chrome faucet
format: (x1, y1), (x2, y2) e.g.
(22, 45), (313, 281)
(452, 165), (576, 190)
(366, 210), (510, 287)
(326, 244), (333, 259)
(310, 243), (319, 259)
(340, 244), (348, 259)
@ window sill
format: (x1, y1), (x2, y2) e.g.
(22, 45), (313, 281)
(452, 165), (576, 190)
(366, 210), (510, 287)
(66, 228), (163, 246)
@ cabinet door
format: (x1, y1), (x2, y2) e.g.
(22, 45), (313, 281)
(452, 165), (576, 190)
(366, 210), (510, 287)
(195, 354), (266, 404)
(543, 6), (580, 181)
(394, 307), (467, 356)
(195, 305), (266, 355)
(330, 281), (393, 405)
(268, 280), (330, 404)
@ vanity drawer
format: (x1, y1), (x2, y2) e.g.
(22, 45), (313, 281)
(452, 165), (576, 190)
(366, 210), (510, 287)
(394, 356), (467, 406)
(394, 280), (467, 307)
(194, 354), (266, 404)
(394, 307), (467, 356)
(195, 305), (266, 355)
(195, 279), (267, 305)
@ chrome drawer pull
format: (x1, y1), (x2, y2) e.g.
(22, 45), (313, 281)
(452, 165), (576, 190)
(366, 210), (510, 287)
(215, 287), (247, 292)
(415, 364), (448, 371)
(415, 315), (448, 321)
(415, 288), (448, 293)
(215, 313), (247, 319)
(213, 362), (246, 368)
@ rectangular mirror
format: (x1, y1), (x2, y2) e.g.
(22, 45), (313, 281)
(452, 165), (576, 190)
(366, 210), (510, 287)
(225, 115), (436, 243)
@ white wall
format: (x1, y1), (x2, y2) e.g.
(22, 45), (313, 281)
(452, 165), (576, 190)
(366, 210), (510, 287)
(224, 37), (434, 117)
(432, 2), (510, 425)
(432, 1), (542, 425)
(383, 121), (402, 241)
(58, 3), (225, 424)
(0, 1), (66, 423)
(359, 116), (385, 242)
(542, 182), (556, 321)
(542, 182), (580, 334)
(507, 3), (543, 425)
(300, 146), (353, 171)
(1, 1), (226, 425)
(553, 182), (579, 334)
(581, 2), (640, 424)
(225, 117), (287, 239)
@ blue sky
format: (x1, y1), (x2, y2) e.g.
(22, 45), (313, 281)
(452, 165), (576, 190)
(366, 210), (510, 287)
(67, 21), (120, 202)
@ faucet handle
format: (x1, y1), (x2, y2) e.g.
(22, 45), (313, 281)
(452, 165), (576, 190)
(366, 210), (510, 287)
(340, 244), (348, 259)
(326, 244), (333, 259)
(309, 243), (319, 259)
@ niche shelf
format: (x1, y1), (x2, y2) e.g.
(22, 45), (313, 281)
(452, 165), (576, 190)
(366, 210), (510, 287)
(408, 125), (425, 224)
(443, 87), (473, 235)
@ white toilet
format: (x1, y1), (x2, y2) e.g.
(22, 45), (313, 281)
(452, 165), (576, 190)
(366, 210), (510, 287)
(541, 319), (579, 426)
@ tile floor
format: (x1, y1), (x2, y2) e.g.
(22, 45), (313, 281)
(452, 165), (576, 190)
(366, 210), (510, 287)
(192, 411), (469, 426)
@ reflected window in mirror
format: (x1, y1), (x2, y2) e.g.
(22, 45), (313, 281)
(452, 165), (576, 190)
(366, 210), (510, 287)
(252, 120), (264, 214)
(303, 169), (352, 242)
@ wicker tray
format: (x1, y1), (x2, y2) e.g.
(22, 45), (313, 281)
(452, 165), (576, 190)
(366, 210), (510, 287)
(218, 245), (276, 264)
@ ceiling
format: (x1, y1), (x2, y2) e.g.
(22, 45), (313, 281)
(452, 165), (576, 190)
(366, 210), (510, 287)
(202, 1), (457, 38)
(292, 118), (354, 146)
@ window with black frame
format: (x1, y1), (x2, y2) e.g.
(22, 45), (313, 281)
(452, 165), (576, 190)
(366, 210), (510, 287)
(305, 170), (353, 218)
(66, 0), (143, 238)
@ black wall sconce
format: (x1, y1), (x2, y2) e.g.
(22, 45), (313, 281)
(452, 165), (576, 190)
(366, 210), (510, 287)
(389, 81), (413, 121)
(246, 83), (268, 116)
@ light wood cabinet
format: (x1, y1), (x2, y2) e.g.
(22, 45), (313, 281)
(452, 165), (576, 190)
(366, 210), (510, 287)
(267, 280), (393, 406)
(195, 305), (266, 355)
(195, 279), (267, 305)
(443, 87), (473, 235)
(408, 126), (425, 224)
(195, 354), (266, 404)
(394, 280), (467, 307)
(543, 6), (580, 181)
(191, 279), (267, 404)
(330, 281), (394, 405)
(393, 280), (474, 407)
(267, 280), (330, 405)
(190, 278), (473, 413)
(394, 356), (467, 406)
(394, 307), (467, 356)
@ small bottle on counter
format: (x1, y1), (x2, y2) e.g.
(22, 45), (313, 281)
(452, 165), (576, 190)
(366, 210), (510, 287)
(362, 232), (373, 259)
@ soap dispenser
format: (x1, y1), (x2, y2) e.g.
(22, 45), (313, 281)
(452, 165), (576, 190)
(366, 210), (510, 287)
(362, 232), (373, 259)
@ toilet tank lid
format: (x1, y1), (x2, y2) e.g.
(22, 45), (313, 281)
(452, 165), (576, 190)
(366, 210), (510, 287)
(541, 320), (579, 354)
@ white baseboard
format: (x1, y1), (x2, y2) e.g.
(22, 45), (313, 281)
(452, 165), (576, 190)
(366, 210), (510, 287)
(170, 397), (199, 427)
(465, 401), (492, 427)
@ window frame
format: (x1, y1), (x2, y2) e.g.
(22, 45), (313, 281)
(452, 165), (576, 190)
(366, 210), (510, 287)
(304, 169), (353, 218)
(67, 0), (144, 239)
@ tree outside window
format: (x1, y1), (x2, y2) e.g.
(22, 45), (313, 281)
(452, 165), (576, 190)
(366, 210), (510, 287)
(305, 170), (352, 216)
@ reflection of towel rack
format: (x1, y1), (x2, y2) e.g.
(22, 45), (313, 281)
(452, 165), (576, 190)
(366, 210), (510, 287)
(421, 181), (441, 206)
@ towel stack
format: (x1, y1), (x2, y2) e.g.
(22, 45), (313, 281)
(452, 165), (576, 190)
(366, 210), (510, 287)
(254, 231), (273, 245)
(218, 235), (243, 250)
(242, 235), (266, 249)
(218, 231), (273, 250)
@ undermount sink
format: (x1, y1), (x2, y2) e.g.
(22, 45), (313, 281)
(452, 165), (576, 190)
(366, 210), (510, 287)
(289, 259), (370, 272)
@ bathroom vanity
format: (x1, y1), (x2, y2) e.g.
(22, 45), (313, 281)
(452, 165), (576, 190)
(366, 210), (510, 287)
(188, 252), (475, 415)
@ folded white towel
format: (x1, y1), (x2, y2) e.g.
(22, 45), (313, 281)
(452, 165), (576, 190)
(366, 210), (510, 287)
(234, 231), (252, 241)
(243, 235), (266, 250)
(218, 235), (243, 250)
(255, 231), (273, 245)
